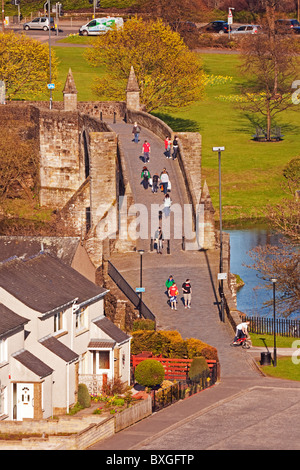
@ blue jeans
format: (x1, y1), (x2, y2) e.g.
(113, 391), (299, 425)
(162, 182), (168, 194)
(134, 132), (139, 143)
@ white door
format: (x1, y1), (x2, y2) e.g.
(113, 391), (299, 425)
(16, 384), (34, 420)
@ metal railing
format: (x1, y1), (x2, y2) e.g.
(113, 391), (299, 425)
(246, 316), (300, 337)
(108, 260), (156, 323)
(151, 364), (218, 413)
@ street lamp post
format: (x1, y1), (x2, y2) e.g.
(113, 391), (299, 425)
(271, 278), (277, 367)
(138, 250), (144, 318)
(213, 146), (225, 322)
(48, 0), (52, 110)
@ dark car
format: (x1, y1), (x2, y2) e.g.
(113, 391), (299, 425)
(275, 18), (300, 33)
(170, 21), (197, 33)
(201, 20), (231, 34)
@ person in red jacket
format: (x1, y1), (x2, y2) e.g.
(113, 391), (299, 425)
(168, 283), (179, 310)
(164, 136), (171, 159)
(142, 140), (151, 162)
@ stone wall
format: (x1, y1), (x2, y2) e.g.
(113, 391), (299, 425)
(0, 397), (152, 450)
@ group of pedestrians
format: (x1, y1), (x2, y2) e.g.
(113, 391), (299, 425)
(164, 136), (179, 160)
(165, 275), (192, 310)
(132, 123), (175, 197)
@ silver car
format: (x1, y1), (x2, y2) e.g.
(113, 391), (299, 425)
(231, 24), (261, 35)
(23, 17), (54, 31)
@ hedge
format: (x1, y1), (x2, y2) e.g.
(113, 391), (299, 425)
(131, 330), (218, 361)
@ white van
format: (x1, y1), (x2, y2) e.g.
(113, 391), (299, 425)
(79, 16), (123, 36)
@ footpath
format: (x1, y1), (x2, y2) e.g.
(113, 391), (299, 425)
(90, 120), (300, 451)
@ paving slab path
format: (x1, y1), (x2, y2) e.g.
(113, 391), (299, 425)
(89, 118), (300, 451)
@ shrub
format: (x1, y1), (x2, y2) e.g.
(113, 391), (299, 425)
(77, 383), (91, 408)
(132, 319), (156, 331)
(188, 357), (210, 383)
(101, 377), (127, 396)
(131, 330), (218, 361)
(134, 359), (165, 388)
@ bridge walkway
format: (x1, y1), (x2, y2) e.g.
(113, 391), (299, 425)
(108, 119), (259, 380)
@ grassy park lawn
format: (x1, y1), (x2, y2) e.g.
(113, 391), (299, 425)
(52, 47), (300, 222)
(250, 333), (298, 349)
(261, 357), (300, 381)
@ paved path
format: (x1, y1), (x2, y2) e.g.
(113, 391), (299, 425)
(108, 119), (258, 379)
(89, 119), (300, 451)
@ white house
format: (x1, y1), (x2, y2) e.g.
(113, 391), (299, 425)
(0, 251), (131, 421)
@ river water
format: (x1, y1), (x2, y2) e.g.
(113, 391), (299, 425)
(225, 227), (283, 318)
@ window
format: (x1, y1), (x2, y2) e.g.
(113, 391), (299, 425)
(92, 350), (110, 374)
(75, 307), (88, 332)
(54, 311), (64, 333)
(0, 339), (7, 363)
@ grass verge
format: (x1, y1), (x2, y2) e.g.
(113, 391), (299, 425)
(259, 357), (300, 381)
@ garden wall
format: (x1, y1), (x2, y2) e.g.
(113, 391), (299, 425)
(0, 397), (152, 450)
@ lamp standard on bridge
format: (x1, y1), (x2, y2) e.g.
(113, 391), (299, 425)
(271, 278), (277, 367)
(138, 250), (145, 318)
(213, 146), (225, 322)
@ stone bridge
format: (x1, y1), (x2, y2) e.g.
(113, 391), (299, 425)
(0, 68), (258, 379)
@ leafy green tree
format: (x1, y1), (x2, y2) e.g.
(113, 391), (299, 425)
(0, 32), (59, 100)
(85, 17), (205, 112)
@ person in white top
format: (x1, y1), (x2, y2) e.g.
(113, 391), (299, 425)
(160, 168), (169, 195)
(163, 193), (172, 217)
(233, 321), (250, 343)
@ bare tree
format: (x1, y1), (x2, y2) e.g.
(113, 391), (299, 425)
(239, 29), (300, 140)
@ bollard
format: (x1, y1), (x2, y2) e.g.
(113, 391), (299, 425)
(182, 236), (185, 251)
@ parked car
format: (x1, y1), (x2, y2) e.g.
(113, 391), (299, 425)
(275, 19), (300, 34)
(23, 16), (54, 31)
(170, 21), (197, 33)
(79, 16), (123, 36)
(200, 21), (231, 34)
(231, 24), (261, 35)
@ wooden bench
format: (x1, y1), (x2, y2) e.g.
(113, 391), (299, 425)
(252, 126), (284, 141)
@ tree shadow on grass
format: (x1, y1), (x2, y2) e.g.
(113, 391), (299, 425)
(231, 112), (300, 137)
(151, 112), (201, 133)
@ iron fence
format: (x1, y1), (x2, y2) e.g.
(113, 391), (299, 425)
(150, 363), (218, 413)
(246, 316), (300, 337)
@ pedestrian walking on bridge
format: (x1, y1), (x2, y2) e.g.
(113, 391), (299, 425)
(132, 122), (141, 143)
(182, 279), (192, 309)
(141, 166), (151, 189)
(142, 140), (151, 163)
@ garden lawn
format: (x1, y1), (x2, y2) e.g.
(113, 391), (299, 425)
(250, 333), (297, 348)
(53, 46), (105, 102)
(260, 357), (300, 381)
(53, 48), (300, 222)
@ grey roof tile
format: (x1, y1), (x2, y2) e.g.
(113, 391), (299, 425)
(0, 252), (106, 314)
(39, 335), (79, 363)
(94, 316), (130, 344)
(0, 303), (29, 338)
(12, 349), (53, 378)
